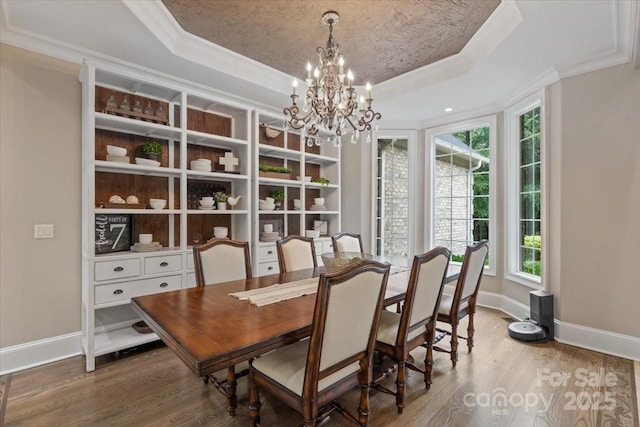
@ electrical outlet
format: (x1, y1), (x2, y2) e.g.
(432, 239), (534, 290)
(34, 224), (54, 239)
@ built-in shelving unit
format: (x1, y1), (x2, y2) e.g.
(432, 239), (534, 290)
(81, 61), (252, 371)
(251, 111), (341, 275)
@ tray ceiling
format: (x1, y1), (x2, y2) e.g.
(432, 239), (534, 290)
(161, 0), (500, 85)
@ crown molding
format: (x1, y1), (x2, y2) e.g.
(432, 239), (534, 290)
(374, 0), (523, 102)
(122, 0), (292, 97)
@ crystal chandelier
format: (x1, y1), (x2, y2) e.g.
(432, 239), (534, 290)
(283, 11), (381, 147)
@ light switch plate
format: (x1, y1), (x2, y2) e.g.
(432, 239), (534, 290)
(34, 224), (54, 239)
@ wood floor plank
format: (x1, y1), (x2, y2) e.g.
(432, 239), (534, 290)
(2, 307), (637, 426)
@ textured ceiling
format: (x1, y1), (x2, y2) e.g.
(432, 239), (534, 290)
(162, 0), (500, 85)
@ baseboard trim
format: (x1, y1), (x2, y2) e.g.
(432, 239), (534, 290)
(475, 290), (640, 362)
(0, 332), (82, 375)
(1, 292), (638, 374)
(554, 319), (640, 362)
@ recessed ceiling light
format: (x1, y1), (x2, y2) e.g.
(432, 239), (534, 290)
(444, 107), (453, 112)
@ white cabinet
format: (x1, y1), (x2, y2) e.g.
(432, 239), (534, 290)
(251, 110), (341, 275)
(257, 243), (279, 275)
(81, 60), (252, 371)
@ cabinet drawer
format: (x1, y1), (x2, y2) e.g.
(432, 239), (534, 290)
(95, 259), (141, 282)
(258, 245), (278, 261)
(258, 261), (279, 276)
(94, 275), (181, 305)
(144, 255), (182, 274)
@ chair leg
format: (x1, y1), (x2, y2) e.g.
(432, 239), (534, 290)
(450, 323), (459, 368)
(357, 381), (371, 426)
(425, 342), (433, 390)
(395, 360), (406, 414)
(467, 312), (475, 353)
(248, 371), (261, 427)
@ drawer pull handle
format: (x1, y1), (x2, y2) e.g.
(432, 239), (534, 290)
(267, 266), (273, 271)
(267, 250), (273, 255)
(113, 289), (123, 295)
(160, 282), (168, 288)
(160, 262), (169, 267)
(114, 266), (124, 272)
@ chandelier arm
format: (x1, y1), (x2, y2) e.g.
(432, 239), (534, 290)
(357, 110), (382, 132)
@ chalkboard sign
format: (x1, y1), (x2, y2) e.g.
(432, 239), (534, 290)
(95, 214), (132, 254)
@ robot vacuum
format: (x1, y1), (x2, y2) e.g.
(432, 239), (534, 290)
(508, 290), (554, 343)
(508, 320), (548, 342)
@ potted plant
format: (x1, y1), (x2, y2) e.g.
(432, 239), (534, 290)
(141, 140), (163, 161)
(311, 177), (330, 187)
(214, 191), (229, 210)
(269, 189), (285, 209)
(258, 164), (292, 179)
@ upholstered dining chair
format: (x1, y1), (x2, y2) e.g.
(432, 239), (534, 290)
(192, 238), (252, 415)
(435, 240), (489, 367)
(331, 232), (364, 253)
(193, 238), (252, 286)
(248, 260), (390, 427)
(372, 247), (451, 414)
(276, 235), (317, 272)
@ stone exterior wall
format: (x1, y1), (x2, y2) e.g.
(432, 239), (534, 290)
(434, 158), (473, 256)
(379, 142), (409, 257)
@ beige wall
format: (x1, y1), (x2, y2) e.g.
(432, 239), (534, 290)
(0, 45), (82, 347)
(555, 62), (640, 336)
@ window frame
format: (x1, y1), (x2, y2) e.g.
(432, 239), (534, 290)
(425, 115), (497, 276)
(505, 90), (546, 289)
(370, 130), (417, 258)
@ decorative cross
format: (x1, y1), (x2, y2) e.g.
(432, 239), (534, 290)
(219, 152), (239, 172)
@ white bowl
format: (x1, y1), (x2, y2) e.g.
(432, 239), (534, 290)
(107, 145), (127, 156)
(314, 197), (325, 206)
(196, 158), (212, 164)
(149, 198), (167, 210)
(135, 157), (161, 167)
(199, 199), (214, 208)
(139, 234), (153, 244)
(305, 229), (320, 239)
(190, 160), (211, 171)
(213, 227), (228, 238)
(265, 197), (275, 204)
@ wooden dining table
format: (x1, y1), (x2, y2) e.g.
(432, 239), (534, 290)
(131, 264), (457, 416)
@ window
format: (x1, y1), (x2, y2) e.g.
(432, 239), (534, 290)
(506, 91), (544, 286)
(519, 107), (542, 276)
(375, 137), (410, 257)
(426, 116), (496, 273)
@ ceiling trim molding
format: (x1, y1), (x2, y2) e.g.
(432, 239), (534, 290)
(123, 0), (292, 96)
(559, 0), (638, 78)
(373, 0), (523, 102)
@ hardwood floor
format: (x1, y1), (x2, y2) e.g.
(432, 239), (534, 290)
(2, 307), (637, 426)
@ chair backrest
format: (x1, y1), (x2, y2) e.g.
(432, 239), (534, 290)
(331, 232), (364, 253)
(276, 235), (317, 272)
(395, 247), (451, 347)
(451, 240), (489, 311)
(303, 260), (390, 397)
(193, 238), (252, 286)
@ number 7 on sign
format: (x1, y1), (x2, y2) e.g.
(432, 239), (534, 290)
(110, 223), (127, 249)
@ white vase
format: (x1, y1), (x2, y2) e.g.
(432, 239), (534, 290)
(217, 201), (227, 211)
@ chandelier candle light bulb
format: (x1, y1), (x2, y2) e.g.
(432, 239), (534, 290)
(283, 10), (381, 147)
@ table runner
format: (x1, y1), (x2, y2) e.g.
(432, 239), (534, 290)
(229, 277), (319, 307)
